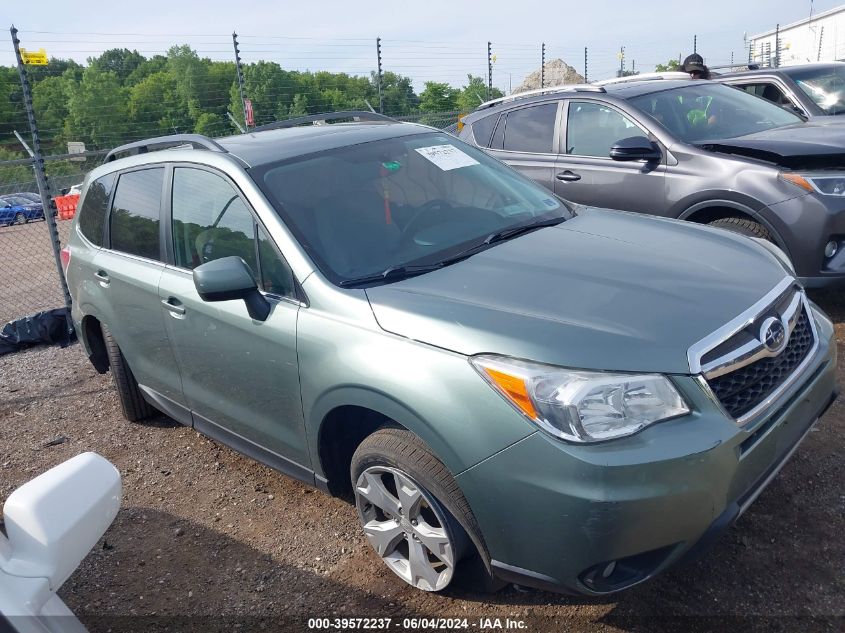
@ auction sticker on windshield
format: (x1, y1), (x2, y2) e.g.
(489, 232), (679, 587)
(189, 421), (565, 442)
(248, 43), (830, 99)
(415, 144), (479, 170)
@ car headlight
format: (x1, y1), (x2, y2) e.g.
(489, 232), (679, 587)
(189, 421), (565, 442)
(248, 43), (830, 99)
(470, 355), (690, 443)
(780, 172), (845, 196)
(751, 237), (795, 275)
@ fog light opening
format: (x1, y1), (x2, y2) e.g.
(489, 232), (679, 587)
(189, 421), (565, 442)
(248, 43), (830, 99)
(601, 561), (617, 579)
(824, 240), (838, 259)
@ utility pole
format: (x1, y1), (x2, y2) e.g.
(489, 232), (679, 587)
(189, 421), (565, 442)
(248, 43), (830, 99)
(693, 34), (697, 54)
(376, 37), (384, 114)
(540, 42), (545, 89)
(774, 24), (780, 67)
(232, 32), (249, 130)
(618, 46), (625, 77)
(487, 41), (493, 99)
(10, 26), (72, 316)
(584, 47), (588, 82)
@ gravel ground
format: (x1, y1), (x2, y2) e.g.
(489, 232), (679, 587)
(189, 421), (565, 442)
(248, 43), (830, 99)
(0, 290), (842, 633)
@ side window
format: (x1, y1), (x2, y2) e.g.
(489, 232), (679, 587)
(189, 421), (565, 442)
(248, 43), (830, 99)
(742, 82), (791, 107)
(77, 173), (115, 246)
(110, 168), (164, 260)
(471, 114), (499, 147)
(502, 103), (558, 153)
(566, 101), (646, 158)
(171, 167), (297, 298)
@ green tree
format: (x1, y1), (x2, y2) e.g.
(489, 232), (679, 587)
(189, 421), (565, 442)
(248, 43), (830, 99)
(419, 81), (459, 112)
(66, 67), (129, 148)
(90, 49), (146, 85)
(166, 45), (209, 123)
(655, 59), (681, 72)
(288, 94), (308, 117)
(457, 75), (501, 112)
(32, 72), (76, 146)
(129, 71), (192, 135)
(372, 71), (417, 115)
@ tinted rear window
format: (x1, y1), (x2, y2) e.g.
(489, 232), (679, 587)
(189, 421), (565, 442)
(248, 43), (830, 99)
(471, 114), (499, 147)
(77, 173), (115, 246)
(503, 103), (558, 153)
(109, 168), (164, 260)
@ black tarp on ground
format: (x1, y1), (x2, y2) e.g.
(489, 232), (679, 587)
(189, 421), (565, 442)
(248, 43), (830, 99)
(0, 308), (77, 356)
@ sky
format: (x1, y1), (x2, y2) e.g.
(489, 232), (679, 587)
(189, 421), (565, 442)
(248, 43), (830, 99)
(0, 0), (841, 92)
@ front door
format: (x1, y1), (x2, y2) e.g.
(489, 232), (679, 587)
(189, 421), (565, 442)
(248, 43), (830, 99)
(554, 100), (667, 215)
(157, 165), (310, 471)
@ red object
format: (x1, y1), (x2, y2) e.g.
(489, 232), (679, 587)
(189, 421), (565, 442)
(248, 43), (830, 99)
(54, 194), (80, 220)
(60, 245), (71, 275)
(244, 99), (254, 127)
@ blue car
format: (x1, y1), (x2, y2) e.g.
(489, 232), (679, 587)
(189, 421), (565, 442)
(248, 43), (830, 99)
(0, 195), (44, 226)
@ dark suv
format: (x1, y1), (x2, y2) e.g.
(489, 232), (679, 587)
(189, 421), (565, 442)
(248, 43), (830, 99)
(716, 62), (845, 119)
(458, 80), (845, 288)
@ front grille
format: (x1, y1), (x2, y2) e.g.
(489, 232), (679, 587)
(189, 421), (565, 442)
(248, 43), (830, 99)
(706, 307), (815, 419)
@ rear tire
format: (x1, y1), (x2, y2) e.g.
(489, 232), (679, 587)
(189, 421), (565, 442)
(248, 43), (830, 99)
(351, 428), (479, 592)
(708, 216), (772, 241)
(14, 212), (26, 225)
(101, 323), (155, 422)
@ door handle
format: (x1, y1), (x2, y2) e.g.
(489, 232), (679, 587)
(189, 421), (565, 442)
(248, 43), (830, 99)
(161, 298), (186, 316)
(556, 170), (581, 182)
(94, 270), (110, 286)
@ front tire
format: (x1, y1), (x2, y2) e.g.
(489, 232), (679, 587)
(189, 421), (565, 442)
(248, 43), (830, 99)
(14, 212), (26, 225)
(101, 323), (156, 422)
(708, 216), (772, 241)
(351, 428), (474, 592)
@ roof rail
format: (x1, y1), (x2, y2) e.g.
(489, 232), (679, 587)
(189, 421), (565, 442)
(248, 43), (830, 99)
(477, 85), (606, 109)
(252, 110), (394, 133)
(105, 134), (227, 163)
(594, 71), (691, 86)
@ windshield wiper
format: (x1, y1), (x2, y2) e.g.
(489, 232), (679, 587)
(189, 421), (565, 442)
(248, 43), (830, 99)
(482, 216), (567, 245)
(339, 263), (446, 287)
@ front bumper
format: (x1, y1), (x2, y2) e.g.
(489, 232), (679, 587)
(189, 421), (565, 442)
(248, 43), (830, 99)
(768, 194), (845, 288)
(455, 306), (838, 595)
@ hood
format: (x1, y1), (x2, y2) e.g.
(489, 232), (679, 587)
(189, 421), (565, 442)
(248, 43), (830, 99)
(696, 120), (845, 169)
(366, 210), (788, 374)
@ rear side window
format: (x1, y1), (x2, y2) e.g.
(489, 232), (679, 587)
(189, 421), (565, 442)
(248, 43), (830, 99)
(77, 173), (115, 246)
(471, 114), (499, 147)
(109, 168), (164, 260)
(502, 103), (558, 153)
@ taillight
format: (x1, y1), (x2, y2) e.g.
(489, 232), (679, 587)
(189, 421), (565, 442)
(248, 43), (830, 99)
(60, 246), (71, 275)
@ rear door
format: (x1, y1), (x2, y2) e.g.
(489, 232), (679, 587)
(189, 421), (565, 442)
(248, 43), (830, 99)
(485, 101), (561, 192)
(157, 165), (310, 472)
(95, 166), (186, 413)
(554, 99), (667, 214)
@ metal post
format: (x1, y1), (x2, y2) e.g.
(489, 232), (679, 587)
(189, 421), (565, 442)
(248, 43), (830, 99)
(487, 41), (493, 99)
(693, 34), (697, 54)
(584, 47), (588, 83)
(9, 26), (72, 316)
(818, 26), (824, 61)
(619, 46), (625, 77)
(376, 37), (384, 114)
(774, 24), (780, 68)
(232, 32), (249, 130)
(540, 42), (545, 89)
(748, 41), (753, 64)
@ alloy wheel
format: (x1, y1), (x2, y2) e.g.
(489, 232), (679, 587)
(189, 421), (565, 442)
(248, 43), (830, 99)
(14, 212), (26, 225)
(354, 465), (457, 591)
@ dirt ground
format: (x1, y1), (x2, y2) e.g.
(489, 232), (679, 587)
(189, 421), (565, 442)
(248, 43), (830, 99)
(0, 291), (842, 633)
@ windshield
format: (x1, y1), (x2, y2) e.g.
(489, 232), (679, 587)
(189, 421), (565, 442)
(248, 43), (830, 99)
(629, 83), (802, 142)
(253, 132), (569, 285)
(788, 65), (845, 115)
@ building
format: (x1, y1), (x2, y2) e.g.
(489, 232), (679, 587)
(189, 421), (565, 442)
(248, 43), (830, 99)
(749, 4), (845, 67)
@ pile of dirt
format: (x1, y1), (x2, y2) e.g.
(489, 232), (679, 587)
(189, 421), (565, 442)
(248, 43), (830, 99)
(515, 59), (585, 92)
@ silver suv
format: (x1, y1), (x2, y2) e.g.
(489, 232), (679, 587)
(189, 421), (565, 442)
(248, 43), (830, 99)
(64, 113), (838, 595)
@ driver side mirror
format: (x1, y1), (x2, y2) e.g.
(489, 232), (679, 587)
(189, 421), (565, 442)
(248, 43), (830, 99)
(1, 452), (121, 592)
(193, 256), (271, 321)
(609, 136), (662, 162)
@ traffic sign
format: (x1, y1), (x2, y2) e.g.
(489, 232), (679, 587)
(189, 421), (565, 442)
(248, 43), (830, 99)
(20, 48), (48, 65)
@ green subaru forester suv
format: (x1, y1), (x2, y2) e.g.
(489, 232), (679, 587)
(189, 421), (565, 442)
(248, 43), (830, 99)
(65, 112), (838, 595)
